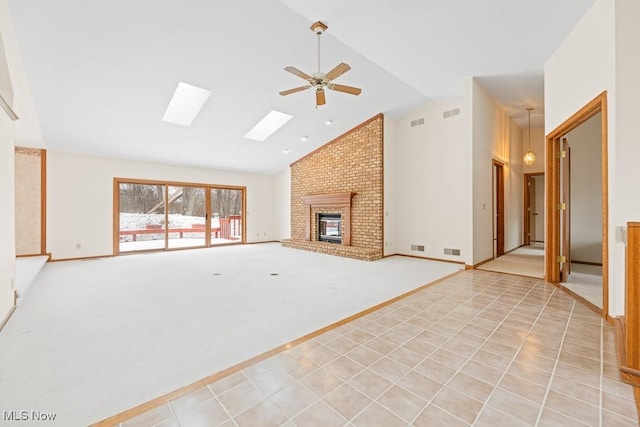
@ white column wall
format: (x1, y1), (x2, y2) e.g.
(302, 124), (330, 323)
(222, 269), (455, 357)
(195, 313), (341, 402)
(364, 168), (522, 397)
(385, 99), (470, 264)
(544, 0), (620, 313)
(383, 116), (397, 257)
(47, 151), (277, 260)
(274, 166), (291, 240)
(0, 108), (15, 325)
(471, 79), (524, 265)
(0, 10), (16, 325)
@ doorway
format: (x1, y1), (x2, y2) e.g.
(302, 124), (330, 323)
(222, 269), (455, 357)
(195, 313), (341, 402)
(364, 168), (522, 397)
(545, 92), (608, 315)
(524, 173), (544, 246)
(493, 160), (505, 258)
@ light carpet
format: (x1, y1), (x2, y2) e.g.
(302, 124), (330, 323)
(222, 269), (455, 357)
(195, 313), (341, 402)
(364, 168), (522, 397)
(476, 244), (544, 278)
(0, 243), (462, 426)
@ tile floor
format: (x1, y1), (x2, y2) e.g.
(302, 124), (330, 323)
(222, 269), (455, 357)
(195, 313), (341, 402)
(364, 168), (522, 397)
(117, 270), (638, 426)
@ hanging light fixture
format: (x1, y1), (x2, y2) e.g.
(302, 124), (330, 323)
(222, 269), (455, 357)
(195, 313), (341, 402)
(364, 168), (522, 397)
(523, 107), (536, 166)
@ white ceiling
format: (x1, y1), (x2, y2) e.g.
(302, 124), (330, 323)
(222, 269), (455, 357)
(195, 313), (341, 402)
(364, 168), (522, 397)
(7, 0), (594, 174)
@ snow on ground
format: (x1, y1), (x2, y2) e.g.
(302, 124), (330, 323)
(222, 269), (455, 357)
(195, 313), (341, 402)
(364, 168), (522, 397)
(118, 213), (239, 245)
(119, 213), (218, 230)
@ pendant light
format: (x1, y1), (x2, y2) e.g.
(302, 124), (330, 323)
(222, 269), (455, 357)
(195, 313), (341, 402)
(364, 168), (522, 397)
(523, 107), (536, 166)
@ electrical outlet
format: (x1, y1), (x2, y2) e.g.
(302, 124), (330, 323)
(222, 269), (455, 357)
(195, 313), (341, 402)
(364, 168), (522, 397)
(75, 243), (81, 249)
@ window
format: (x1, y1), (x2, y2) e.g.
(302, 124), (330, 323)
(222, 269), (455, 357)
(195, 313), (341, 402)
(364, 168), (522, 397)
(115, 179), (245, 254)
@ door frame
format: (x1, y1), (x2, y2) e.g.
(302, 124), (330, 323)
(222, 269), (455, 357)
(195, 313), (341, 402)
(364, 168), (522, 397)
(524, 172), (544, 246)
(493, 160), (505, 258)
(545, 91), (608, 317)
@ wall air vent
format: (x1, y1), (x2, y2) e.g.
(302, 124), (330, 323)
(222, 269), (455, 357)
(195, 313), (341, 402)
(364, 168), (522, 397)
(410, 118), (425, 127)
(443, 108), (461, 119)
(444, 248), (461, 256)
(411, 244), (425, 251)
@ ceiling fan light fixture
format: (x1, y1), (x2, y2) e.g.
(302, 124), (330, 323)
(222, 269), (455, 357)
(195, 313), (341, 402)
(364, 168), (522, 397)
(279, 21), (362, 107)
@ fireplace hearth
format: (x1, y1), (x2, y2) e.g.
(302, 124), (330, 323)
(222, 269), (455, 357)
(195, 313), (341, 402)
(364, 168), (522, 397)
(318, 214), (342, 244)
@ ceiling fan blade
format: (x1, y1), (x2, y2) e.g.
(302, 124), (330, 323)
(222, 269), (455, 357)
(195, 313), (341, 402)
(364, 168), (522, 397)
(330, 84), (362, 96)
(316, 89), (326, 106)
(325, 62), (351, 81)
(279, 85), (311, 96)
(284, 66), (312, 81)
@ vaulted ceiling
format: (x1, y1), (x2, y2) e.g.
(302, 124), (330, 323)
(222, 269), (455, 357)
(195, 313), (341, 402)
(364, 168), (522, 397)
(7, 0), (594, 174)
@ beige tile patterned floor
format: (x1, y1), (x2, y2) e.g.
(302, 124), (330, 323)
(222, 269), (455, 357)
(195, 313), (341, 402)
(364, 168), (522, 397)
(118, 270), (638, 426)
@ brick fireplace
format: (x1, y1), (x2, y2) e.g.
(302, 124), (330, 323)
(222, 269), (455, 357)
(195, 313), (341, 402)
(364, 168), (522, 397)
(281, 114), (383, 261)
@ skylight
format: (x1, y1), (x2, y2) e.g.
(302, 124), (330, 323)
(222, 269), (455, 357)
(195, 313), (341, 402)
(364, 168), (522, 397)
(244, 110), (293, 142)
(162, 82), (212, 127)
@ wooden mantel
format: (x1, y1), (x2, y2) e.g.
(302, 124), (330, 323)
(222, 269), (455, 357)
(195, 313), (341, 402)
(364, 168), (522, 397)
(303, 192), (355, 245)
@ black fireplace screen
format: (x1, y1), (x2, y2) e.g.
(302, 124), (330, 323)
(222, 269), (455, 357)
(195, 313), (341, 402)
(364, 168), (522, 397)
(318, 213), (342, 243)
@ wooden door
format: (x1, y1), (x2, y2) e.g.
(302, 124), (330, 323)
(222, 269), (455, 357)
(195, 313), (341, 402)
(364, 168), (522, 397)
(560, 138), (571, 281)
(529, 176), (536, 245)
(494, 161), (505, 257)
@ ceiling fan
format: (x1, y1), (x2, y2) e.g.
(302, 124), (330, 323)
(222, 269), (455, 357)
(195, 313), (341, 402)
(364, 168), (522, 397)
(279, 21), (362, 107)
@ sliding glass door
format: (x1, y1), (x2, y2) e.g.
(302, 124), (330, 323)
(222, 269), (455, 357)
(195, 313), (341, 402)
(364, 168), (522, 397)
(115, 179), (245, 254)
(167, 186), (206, 249)
(118, 182), (167, 252)
(210, 188), (243, 245)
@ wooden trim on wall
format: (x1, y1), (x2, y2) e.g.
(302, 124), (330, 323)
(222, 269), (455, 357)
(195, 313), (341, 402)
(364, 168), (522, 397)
(290, 113), (384, 167)
(545, 91), (608, 317)
(302, 192), (355, 246)
(626, 222), (640, 374)
(40, 149), (47, 255)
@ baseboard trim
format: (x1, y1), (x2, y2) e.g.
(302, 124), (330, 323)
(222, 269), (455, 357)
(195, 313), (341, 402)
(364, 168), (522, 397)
(395, 254), (466, 265)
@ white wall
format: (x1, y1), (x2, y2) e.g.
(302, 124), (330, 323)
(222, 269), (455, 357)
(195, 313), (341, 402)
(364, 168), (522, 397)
(0, 0), (44, 148)
(383, 116), (397, 256)
(0, 106), (15, 325)
(614, 0), (640, 314)
(385, 99), (470, 264)
(273, 166), (291, 240)
(0, 11), (15, 326)
(568, 112), (602, 264)
(471, 79), (524, 265)
(47, 151), (277, 260)
(544, 0), (623, 313)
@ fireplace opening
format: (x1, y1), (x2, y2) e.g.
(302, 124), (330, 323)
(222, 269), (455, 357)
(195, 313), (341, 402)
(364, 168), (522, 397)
(318, 213), (342, 244)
